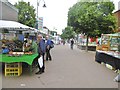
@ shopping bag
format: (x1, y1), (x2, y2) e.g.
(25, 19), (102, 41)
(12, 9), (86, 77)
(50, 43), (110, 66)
(38, 56), (43, 68)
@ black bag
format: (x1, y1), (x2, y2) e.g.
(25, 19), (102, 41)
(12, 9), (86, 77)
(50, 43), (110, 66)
(50, 41), (54, 48)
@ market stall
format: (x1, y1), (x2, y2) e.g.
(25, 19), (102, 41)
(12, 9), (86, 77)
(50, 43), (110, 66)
(95, 32), (120, 71)
(0, 20), (38, 76)
(95, 50), (120, 70)
(1, 54), (38, 65)
(96, 32), (120, 51)
(0, 54), (38, 76)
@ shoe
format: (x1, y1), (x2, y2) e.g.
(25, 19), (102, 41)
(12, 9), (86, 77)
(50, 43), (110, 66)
(41, 68), (45, 73)
(35, 71), (43, 74)
(42, 71), (45, 73)
(35, 71), (40, 74)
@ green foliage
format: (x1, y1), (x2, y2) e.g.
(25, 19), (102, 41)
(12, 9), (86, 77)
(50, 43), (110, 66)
(61, 26), (75, 40)
(15, 1), (36, 28)
(68, 1), (117, 37)
(68, 1), (117, 51)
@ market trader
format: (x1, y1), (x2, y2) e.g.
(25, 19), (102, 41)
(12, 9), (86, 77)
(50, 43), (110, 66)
(35, 34), (46, 74)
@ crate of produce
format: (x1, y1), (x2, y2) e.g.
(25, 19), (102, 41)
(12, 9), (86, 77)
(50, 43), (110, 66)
(5, 62), (22, 76)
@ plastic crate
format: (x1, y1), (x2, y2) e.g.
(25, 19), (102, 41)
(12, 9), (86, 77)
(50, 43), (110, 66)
(5, 63), (22, 76)
(5, 62), (22, 68)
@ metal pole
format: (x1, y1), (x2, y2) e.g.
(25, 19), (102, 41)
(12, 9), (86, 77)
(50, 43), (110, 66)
(36, 0), (45, 29)
(0, 0), (2, 20)
(37, 0), (38, 19)
(36, 0), (38, 29)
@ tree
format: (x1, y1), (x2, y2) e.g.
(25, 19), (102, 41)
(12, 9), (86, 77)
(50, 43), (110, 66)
(15, 1), (36, 28)
(61, 26), (75, 40)
(68, 1), (117, 51)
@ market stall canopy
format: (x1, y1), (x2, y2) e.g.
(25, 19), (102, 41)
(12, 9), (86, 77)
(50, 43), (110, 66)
(0, 20), (35, 31)
(102, 32), (120, 37)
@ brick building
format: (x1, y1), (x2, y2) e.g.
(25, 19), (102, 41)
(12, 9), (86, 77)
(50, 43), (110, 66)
(113, 1), (120, 32)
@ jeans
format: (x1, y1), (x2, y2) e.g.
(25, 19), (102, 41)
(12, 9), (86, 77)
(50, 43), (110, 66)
(46, 48), (52, 60)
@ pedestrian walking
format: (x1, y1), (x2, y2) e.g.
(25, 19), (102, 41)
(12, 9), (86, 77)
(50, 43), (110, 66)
(35, 34), (46, 74)
(45, 36), (54, 61)
(63, 40), (65, 45)
(70, 39), (74, 50)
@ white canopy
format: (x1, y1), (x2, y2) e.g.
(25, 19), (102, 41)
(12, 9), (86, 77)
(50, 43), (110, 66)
(0, 20), (48, 35)
(0, 20), (34, 31)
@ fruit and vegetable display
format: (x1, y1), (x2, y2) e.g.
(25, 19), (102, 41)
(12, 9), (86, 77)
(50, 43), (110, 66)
(2, 38), (36, 56)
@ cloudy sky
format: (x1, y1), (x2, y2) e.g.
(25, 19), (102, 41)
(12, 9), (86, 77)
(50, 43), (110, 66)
(8, 0), (120, 34)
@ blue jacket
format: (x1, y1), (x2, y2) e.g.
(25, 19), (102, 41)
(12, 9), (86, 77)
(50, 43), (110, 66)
(46, 39), (51, 46)
(38, 39), (46, 54)
(46, 39), (54, 46)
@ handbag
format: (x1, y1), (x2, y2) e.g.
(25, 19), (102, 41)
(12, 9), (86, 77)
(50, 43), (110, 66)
(50, 41), (54, 48)
(50, 44), (54, 48)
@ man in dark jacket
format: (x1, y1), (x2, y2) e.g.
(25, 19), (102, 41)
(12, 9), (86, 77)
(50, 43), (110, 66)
(70, 39), (74, 50)
(35, 34), (46, 74)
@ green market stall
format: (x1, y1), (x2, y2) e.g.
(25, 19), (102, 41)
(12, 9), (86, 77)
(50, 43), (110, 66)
(1, 53), (38, 76)
(0, 54), (38, 65)
(0, 52), (38, 76)
(0, 20), (38, 76)
(0, 40), (38, 76)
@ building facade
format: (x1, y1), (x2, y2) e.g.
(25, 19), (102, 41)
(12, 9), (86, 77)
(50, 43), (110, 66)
(113, 1), (120, 32)
(114, 10), (120, 31)
(0, 0), (18, 21)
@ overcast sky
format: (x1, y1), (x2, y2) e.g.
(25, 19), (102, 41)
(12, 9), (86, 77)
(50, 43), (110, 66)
(8, 0), (120, 34)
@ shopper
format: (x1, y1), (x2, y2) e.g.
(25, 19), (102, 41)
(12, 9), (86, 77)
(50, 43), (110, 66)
(63, 40), (65, 45)
(70, 39), (74, 50)
(45, 36), (54, 61)
(35, 34), (46, 74)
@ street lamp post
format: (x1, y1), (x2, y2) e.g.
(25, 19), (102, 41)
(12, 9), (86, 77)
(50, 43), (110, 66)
(36, 0), (46, 29)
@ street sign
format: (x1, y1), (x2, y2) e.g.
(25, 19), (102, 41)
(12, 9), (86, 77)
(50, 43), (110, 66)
(38, 17), (43, 31)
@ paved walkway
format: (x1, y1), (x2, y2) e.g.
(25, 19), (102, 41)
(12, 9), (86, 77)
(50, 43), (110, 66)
(1, 44), (118, 88)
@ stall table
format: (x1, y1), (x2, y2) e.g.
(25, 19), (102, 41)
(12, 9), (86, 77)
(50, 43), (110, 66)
(95, 50), (120, 70)
(0, 54), (38, 76)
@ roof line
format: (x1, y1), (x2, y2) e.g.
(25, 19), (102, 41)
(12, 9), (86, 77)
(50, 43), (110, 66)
(114, 10), (120, 13)
(1, 0), (18, 12)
